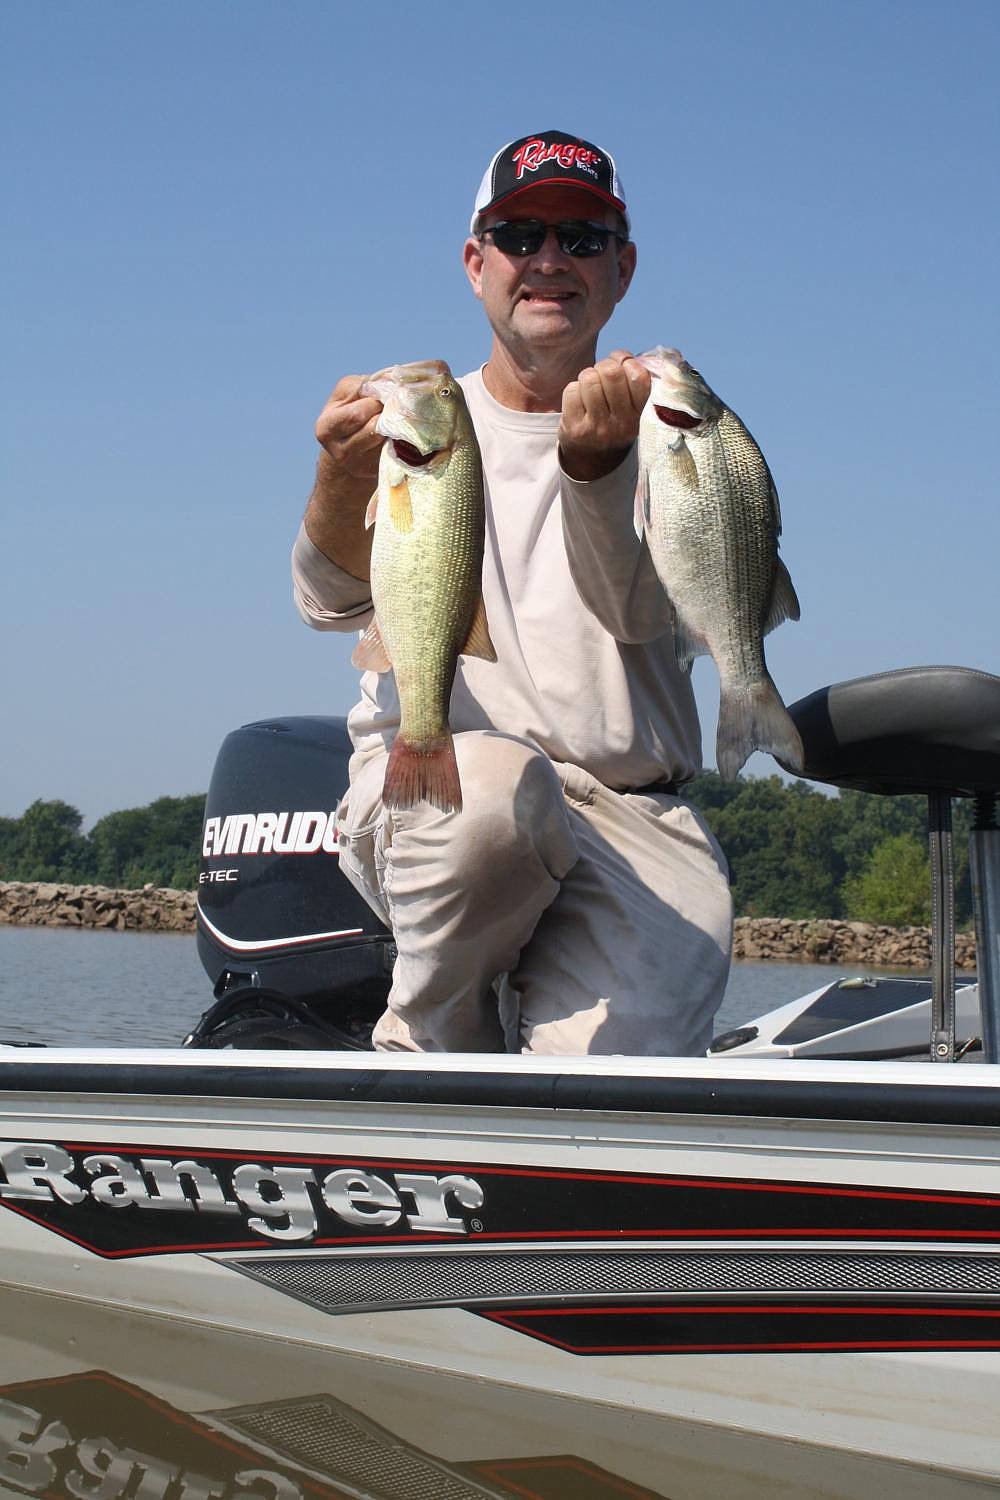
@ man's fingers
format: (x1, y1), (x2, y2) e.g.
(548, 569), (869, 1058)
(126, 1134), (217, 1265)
(328, 373), (369, 402)
(315, 369), (386, 457)
(622, 358), (652, 413)
(561, 379), (585, 428)
(559, 353), (650, 474)
(316, 395), (382, 445)
(575, 364), (614, 421)
(599, 352), (652, 412)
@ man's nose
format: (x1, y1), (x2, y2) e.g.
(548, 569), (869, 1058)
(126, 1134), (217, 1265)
(528, 227), (572, 266)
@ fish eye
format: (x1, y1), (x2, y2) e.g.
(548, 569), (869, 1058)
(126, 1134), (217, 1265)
(438, 385), (453, 398)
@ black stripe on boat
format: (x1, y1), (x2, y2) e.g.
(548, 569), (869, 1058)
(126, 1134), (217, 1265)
(0, 1061), (999, 1126)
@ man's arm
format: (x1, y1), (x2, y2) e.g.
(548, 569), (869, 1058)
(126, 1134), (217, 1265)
(559, 352), (674, 644)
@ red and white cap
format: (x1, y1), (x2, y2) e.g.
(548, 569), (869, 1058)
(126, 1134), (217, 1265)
(470, 130), (629, 235)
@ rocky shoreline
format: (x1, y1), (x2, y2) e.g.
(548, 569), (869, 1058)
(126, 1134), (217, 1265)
(732, 916), (975, 970)
(0, 881), (196, 934)
(0, 881), (977, 968)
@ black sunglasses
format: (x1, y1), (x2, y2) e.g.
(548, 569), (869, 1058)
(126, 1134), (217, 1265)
(479, 219), (628, 258)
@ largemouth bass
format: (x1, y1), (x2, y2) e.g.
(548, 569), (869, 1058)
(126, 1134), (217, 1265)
(352, 359), (495, 812)
(637, 346), (803, 780)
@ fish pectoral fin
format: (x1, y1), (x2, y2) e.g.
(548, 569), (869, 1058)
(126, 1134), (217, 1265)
(636, 466), (651, 534)
(668, 435), (699, 487)
(389, 477), (413, 532)
(460, 593), (497, 662)
(351, 616), (392, 672)
(364, 490), (379, 530)
(763, 558), (801, 634)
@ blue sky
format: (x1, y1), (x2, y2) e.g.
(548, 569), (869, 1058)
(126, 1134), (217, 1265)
(4, 1), (997, 822)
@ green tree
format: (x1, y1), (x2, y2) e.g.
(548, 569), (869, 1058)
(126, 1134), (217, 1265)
(688, 773), (844, 917)
(0, 816), (22, 879)
(14, 800), (89, 881)
(842, 833), (932, 926)
(87, 795), (205, 889)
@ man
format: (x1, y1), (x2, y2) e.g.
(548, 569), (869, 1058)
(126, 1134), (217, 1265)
(293, 130), (732, 1055)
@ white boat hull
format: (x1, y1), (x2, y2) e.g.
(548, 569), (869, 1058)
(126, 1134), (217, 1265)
(1, 1049), (998, 1498)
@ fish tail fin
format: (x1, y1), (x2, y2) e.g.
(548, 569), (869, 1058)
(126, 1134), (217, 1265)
(382, 731), (463, 813)
(716, 677), (804, 780)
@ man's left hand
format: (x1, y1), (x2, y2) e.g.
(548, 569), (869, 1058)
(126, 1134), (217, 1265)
(558, 351), (652, 482)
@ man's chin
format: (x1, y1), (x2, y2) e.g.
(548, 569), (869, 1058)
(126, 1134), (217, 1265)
(514, 300), (581, 336)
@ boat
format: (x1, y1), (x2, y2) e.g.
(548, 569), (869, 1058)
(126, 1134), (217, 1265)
(1, 665), (998, 1498)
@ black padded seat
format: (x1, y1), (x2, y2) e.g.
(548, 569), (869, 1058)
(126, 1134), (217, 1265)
(780, 666), (1000, 799)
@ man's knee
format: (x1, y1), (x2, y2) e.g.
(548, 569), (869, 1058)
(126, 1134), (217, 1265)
(445, 733), (577, 883)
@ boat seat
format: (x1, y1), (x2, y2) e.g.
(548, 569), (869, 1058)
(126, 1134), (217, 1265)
(779, 665), (1000, 1064)
(780, 665), (1000, 799)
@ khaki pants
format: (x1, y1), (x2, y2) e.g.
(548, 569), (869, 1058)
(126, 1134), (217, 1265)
(336, 730), (733, 1055)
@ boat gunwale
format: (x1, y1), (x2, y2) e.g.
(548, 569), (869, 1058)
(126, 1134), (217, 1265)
(0, 1053), (998, 1127)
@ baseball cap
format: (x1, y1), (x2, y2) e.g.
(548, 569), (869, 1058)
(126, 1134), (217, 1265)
(470, 130), (629, 235)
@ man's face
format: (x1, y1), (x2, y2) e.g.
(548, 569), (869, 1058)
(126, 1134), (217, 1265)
(463, 185), (636, 362)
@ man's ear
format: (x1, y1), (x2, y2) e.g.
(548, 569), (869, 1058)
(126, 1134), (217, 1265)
(463, 236), (485, 300)
(615, 240), (637, 304)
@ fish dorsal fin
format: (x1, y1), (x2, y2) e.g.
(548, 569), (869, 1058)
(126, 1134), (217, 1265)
(763, 557), (801, 635)
(389, 477), (413, 532)
(364, 490), (379, 530)
(460, 593), (497, 662)
(351, 616), (392, 672)
(768, 474), (783, 536)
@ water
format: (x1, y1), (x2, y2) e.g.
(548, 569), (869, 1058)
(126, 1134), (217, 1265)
(0, 925), (207, 1047)
(0, 924), (914, 1048)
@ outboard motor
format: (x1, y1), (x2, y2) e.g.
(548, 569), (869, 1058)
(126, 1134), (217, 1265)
(185, 716), (392, 1050)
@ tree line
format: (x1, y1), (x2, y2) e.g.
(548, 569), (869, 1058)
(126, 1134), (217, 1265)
(0, 796), (204, 893)
(0, 777), (973, 927)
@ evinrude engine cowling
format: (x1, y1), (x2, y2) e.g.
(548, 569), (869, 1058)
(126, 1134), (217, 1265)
(187, 716), (392, 1050)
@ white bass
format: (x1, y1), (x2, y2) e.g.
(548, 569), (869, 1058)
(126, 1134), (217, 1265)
(637, 346), (803, 780)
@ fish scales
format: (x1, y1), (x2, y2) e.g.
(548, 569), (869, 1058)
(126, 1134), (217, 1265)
(353, 360), (495, 812)
(372, 445), (482, 743)
(637, 347), (803, 780)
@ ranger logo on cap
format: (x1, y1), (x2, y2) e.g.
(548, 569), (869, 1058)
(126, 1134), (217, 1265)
(471, 129), (629, 233)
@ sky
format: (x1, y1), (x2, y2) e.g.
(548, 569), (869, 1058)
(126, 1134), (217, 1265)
(3, 0), (997, 824)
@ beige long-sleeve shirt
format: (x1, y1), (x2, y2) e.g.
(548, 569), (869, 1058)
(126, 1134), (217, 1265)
(292, 367), (702, 789)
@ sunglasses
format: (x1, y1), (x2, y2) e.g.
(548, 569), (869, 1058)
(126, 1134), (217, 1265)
(479, 219), (628, 258)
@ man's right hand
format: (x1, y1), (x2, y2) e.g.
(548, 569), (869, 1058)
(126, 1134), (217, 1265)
(315, 375), (384, 483)
(305, 376), (385, 582)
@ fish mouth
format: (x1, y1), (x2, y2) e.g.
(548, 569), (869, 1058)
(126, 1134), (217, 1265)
(389, 438), (445, 467)
(639, 346), (722, 427)
(654, 405), (702, 430)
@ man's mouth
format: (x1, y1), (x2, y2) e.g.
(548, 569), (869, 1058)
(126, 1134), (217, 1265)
(520, 289), (577, 304)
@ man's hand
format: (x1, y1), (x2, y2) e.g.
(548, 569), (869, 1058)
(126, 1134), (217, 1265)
(314, 375), (384, 485)
(558, 351), (651, 483)
(305, 376), (385, 580)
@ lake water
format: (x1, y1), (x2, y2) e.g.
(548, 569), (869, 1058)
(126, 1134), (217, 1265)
(0, 924), (916, 1048)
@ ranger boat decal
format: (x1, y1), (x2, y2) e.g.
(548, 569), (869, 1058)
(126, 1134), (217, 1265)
(226, 1242), (1000, 1356)
(0, 1141), (485, 1251)
(479, 1300), (1000, 1355)
(1, 1139), (999, 1258)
